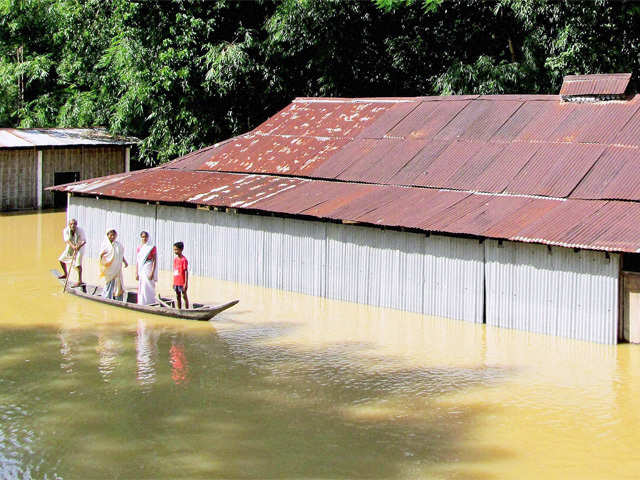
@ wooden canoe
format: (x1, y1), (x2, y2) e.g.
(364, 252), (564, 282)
(51, 270), (238, 321)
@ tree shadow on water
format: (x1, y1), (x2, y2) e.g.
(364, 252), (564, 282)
(0, 322), (516, 479)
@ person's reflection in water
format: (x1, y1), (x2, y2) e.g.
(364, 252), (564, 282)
(97, 329), (122, 382)
(136, 319), (158, 388)
(169, 337), (188, 385)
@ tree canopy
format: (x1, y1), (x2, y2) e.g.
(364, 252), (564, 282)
(1, 0), (639, 165)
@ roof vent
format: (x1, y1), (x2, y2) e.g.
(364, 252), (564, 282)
(560, 73), (631, 102)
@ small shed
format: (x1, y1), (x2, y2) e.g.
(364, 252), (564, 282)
(0, 128), (137, 210)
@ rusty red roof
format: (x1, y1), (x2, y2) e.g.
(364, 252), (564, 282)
(560, 73), (631, 97)
(50, 89), (640, 253)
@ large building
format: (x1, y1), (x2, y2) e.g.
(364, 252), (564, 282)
(53, 74), (640, 344)
(0, 128), (137, 210)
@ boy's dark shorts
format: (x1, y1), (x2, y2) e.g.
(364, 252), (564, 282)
(173, 285), (186, 294)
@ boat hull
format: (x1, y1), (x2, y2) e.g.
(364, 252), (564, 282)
(52, 270), (238, 320)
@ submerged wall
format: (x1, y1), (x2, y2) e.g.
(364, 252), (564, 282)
(69, 196), (620, 343)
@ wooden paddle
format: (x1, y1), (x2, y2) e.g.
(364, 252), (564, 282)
(62, 248), (78, 293)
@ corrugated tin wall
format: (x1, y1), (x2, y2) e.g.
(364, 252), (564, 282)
(68, 197), (155, 262)
(69, 197), (620, 342)
(485, 240), (619, 344)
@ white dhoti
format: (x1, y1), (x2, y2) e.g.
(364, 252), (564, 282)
(58, 226), (86, 267)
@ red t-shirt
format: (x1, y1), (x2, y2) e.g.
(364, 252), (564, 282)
(173, 256), (188, 286)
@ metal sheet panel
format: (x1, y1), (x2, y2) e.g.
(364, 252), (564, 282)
(354, 101), (419, 139)
(411, 141), (485, 188)
(334, 138), (402, 181)
(433, 100), (523, 141)
(195, 134), (350, 175)
(511, 200), (608, 249)
(118, 201), (158, 264)
(386, 100), (470, 139)
(483, 198), (563, 238)
(357, 188), (470, 230)
(571, 146), (640, 201)
(0, 130), (32, 148)
(67, 197), (125, 259)
(447, 143), (538, 192)
(576, 100), (640, 144)
(490, 100), (555, 141)
(514, 102), (575, 142)
(444, 195), (532, 234)
(0, 128), (137, 147)
(324, 225), (483, 321)
(614, 98), (640, 146)
(308, 138), (379, 178)
(559, 73), (631, 96)
(564, 201), (640, 252)
(253, 100), (395, 138)
(387, 140), (450, 185)
(485, 239), (619, 344)
(504, 143), (606, 198)
(423, 234), (485, 323)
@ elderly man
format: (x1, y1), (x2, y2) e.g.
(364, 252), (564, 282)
(58, 218), (86, 287)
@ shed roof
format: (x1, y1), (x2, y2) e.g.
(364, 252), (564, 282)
(559, 73), (631, 97)
(51, 90), (640, 253)
(0, 128), (138, 148)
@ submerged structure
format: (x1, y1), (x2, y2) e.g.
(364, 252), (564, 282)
(53, 73), (640, 344)
(0, 128), (137, 210)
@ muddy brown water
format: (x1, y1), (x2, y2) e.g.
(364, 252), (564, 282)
(0, 211), (639, 479)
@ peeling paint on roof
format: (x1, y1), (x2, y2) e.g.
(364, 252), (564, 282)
(49, 92), (640, 253)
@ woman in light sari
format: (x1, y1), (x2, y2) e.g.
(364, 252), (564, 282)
(135, 231), (157, 305)
(99, 229), (128, 300)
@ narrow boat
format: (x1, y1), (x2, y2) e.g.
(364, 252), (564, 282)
(51, 270), (238, 320)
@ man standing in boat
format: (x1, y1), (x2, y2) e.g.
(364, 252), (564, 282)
(58, 218), (86, 287)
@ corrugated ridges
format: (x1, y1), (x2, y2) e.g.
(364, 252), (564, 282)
(50, 89), (640, 253)
(559, 73), (631, 96)
(0, 128), (138, 148)
(50, 168), (640, 253)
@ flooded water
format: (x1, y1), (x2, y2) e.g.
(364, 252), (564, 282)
(1, 211), (639, 479)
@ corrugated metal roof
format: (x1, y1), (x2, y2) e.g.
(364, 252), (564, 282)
(559, 73), (631, 97)
(50, 89), (640, 253)
(51, 168), (640, 252)
(0, 128), (138, 148)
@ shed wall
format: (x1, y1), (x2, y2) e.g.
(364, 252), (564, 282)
(485, 240), (619, 344)
(70, 197), (484, 323)
(0, 149), (36, 209)
(68, 197), (620, 342)
(42, 146), (125, 208)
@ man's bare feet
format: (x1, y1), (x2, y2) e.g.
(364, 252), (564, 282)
(71, 282), (82, 288)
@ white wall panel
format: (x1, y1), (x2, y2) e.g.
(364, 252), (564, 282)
(118, 202), (157, 265)
(70, 198), (622, 343)
(422, 235), (484, 323)
(68, 196), (123, 259)
(485, 240), (620, 344)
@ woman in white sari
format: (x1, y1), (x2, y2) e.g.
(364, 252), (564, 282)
(135, 231), (157, 305)
(99, 229), (128, 300)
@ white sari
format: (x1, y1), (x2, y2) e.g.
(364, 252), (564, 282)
(136, 239), (157, 305)
(99, 233), (126, 300)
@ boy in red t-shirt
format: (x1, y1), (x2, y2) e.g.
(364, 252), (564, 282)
(172, 242), (189, 309)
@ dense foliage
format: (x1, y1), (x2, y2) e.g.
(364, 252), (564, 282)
(1, 0), (640, 164)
